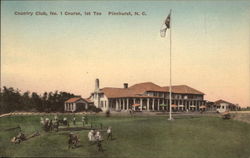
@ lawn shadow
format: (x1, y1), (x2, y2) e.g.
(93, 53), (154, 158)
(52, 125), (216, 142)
(173, 116), (202, 119)
(75, 144), (83, 148)
(2, 126), (21, 131)
(110, 137), (116, 141)
(59, 127), (90, 131)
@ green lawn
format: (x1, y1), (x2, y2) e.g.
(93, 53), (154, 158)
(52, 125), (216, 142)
(0, 114), (250, 158)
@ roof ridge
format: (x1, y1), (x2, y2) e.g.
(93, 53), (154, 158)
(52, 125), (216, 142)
(214, 99), (234, 105)
(129, 82), (161, 88)
(163, 84), (188, 87)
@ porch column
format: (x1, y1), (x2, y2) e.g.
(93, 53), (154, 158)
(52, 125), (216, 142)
(73, 103), (76, 112)
(195, 100), (197, 111)
(107, 99), (109, 110)
(116, 99), (119, 111)
(147, 98), (150, 111)
(158, 99), (160, 111)
(122, 99), (125, 110)
(133, 98), (136, 110)
(152, 98), (155, 111)
(140, 98), (143, 111)
(162, 99), (164, 110)
(119, 99), (122, 110)
(126, 98), (129, 110)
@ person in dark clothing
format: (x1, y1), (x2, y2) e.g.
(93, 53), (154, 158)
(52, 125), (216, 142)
(97, 139), (104, 152)
(68, 132), (80, 149)
(54, 120), (59, 132)
(49, 120), (53, 131)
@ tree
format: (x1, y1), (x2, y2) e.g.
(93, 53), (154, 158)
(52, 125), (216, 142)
(0, 87), (22, 113)
(0, 86), (78, 113)
(31, 92), (42, 112)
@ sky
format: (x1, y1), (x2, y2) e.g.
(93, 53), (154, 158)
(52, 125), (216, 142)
(1, 0), (250, 107)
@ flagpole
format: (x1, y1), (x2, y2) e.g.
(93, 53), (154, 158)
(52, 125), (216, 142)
(168, 9), (173, 120)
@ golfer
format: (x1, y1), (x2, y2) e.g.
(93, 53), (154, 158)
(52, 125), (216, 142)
(107, 126), (112, 140)
(82, 116), (85, 127)
(73, 116), (76, 125)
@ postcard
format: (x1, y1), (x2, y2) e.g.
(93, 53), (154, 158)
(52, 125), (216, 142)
(1, 0), (250, 157)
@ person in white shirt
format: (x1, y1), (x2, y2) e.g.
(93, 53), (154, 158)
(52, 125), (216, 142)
(88, 130), (95, 144)
(40, 117), (45, 125)
(107, 126), (112, 140)
(95, 131), (102, 141)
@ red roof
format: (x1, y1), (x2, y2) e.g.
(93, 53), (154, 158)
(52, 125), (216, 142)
(65, 97), (93, 103)
(100, 88), (141, 98)
(84, 98), (93, 103)
(163, 85), (205, 95)
(214, 99), (234, 105)
(65, 97), (81, 103)
(129, 82), (166, 93)
(98, 82), (204, 99)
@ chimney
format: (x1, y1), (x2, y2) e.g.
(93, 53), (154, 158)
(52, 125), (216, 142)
(95, 78), (100, 91)
(124, 83), (128, 89)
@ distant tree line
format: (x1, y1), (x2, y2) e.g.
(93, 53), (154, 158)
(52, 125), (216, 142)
(0, 86), (77, 114)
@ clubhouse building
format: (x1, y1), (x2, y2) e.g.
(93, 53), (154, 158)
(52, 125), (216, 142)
(90, 79), (206, 112)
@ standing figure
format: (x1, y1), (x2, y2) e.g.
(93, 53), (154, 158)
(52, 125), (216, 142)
(82, 116), (85, 127)
(40, 116), (45, 125)
(63, 117), (67, 122)
(95, 131), (103, 152)
(49, 119), (53, 131)
(73, 116), (76, 125)
(88, 130), (95, 144)
(97, 139), (104, 152)
(85, 115), (88, 124)
(63, 117), (68, 126)
(107, 126), (112, 140)
(54, 115), (58, 121)
(95, 131), (102, 141)
(54, 119), (59, 132)
(44, 118), (50, 132)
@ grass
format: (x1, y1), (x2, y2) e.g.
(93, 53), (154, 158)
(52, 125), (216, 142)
(0, 114), (250, 158)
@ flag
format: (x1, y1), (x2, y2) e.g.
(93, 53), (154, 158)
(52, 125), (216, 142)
(160, 12), (171, 37)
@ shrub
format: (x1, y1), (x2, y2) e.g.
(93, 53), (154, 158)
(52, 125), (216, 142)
(88, 105), (102, 113)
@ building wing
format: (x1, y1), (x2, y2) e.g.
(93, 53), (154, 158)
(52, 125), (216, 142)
(162, 85), (205, 95)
